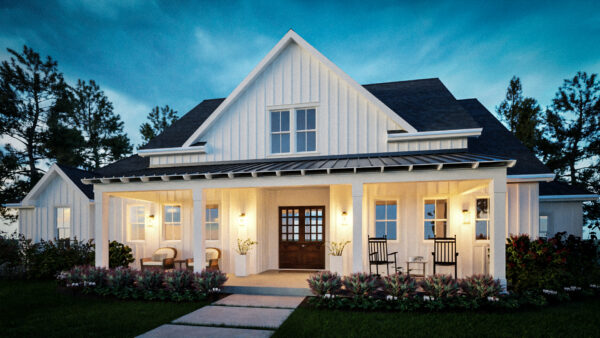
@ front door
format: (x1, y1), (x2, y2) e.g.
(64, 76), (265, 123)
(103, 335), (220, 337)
(279, 206), (325, 269)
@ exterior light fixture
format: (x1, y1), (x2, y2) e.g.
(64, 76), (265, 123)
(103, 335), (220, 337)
(146, 214), (155, 227)
(341, 211), (349, 226)
(462, 209), (470, 224)
(239, 213), (247, 226)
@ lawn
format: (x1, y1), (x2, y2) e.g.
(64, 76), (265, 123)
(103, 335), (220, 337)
(274, 300), (600, 338)
(0, 280), (207, 337)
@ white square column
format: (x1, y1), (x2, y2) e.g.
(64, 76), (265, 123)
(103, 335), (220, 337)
(94, 191), (109, 267)
(352, 183), (364, 273)
(192, 188), (206, 273)
(489, 176), (507, 285)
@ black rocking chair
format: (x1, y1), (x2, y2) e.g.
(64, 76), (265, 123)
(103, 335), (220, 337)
(431, 236), (459, 279)
(368, 235), (399, 276)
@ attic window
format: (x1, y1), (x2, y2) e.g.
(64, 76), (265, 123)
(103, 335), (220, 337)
(271, 110), (290, 154)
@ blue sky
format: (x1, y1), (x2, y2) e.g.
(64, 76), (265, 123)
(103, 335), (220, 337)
(1, 0), (599, 146)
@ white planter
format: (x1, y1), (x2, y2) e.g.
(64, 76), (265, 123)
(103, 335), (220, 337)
(235, 254), (248, 277)
(330, 255), (343, 275)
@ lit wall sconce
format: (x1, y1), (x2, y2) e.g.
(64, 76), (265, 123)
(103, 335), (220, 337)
(238, 212), (247, 226)
(462, 209), (470, 224)
(146, 214), (155, 227)
(341, 211), (349, 226)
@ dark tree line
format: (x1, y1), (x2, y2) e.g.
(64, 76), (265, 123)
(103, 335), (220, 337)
(496, 72), (600, 234)
(0, 46), (179, 220)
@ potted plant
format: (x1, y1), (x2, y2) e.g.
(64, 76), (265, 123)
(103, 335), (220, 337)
(234, 238), (257, 277)
(326, 240), (350, 275)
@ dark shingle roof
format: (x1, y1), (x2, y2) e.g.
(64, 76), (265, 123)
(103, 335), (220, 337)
(458, 99), (551, 176)
(539, 181), (594, 196)
(56, 164), (97, 199)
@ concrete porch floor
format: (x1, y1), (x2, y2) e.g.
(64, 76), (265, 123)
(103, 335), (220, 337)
(223, 270), (314, 296)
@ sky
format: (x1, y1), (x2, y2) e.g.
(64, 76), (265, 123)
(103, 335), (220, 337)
(0, 0), (599, 147)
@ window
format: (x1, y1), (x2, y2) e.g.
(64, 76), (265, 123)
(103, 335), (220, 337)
(129, 205), (145, 241)
(296, 108), (316, 152)
(424, 199), (447, 239)
(475, 198), (489, 240)
(164, 205), (181, 240)
(56, 207), (71, 239)
(375, 201), (397, 240)
(206, 205), (219, 241)
(270, 110), (290, 153)
(539, 215), (548, 238)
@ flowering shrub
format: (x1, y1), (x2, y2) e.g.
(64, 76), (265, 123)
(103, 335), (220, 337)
(106, 267), (136, 298)
(135, 270), (165, 300)
(382, 273), (417, 299)
(461, 274), (502, 299)
(307, 271), (342, 296)
(342, 273), (378, 298)
(420, 274), (459, 299)
(193, 269), (228, 294)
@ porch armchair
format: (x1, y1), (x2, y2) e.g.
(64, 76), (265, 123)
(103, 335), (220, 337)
(140, 247), (177, 271)
(185, 247), (221, 271)
(368, 235), (399, 276)
(431, 236), (459, 279)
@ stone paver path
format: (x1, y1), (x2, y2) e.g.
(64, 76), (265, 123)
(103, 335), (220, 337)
(137, 294), (305, 337)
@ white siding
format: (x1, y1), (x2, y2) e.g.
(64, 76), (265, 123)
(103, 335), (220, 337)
(506, 183), (539, 238)
(539, 201), (583, 237)
(18, 173), (92, 242)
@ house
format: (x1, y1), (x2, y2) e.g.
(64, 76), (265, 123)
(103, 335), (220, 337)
(8, 31), (598, 284)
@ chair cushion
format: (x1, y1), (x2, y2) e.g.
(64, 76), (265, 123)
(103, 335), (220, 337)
(187, 261), (194, 267)
(154, 247), (176, 259)
(143, 261), (163, 266)
(152, 253), (167, 262)
(206, 249), (219, 261)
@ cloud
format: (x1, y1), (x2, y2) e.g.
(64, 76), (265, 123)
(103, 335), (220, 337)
(103, 87), (151, 147)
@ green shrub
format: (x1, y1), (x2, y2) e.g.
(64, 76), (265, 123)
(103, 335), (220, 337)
(461, 274), (502, 299)
(382, 273), (417, 299)
(23, 238), (94, 279)
(307, 271), (342, 296)
(420, 274), (459, 299)
(193, 269), (228, 294)
(109, 241), (135, 268)
(106, 267), (136, 298)
(342, 272), (378, 298)
(135, 270), (165, 300)
(164, 269), (195, 301)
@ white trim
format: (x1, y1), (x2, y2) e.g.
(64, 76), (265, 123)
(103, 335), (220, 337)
(539, 194), (599, 202)
(137, 145), (207, 157)
(21, 164), (92, 205)
(387, 128), (482, 142)
(182, 30), (417, 148)
(507, 173), (555, 182)
(3, 203), (33, 209)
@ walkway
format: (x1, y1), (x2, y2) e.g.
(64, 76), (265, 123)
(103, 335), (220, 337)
(138, 294), (305, 337)
(223, 270), (312, 296)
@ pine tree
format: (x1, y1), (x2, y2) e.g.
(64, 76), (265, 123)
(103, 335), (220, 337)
(139, 105), (178, 146)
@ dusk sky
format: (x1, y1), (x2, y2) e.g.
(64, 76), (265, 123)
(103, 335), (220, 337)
(1, 0), (599, 146)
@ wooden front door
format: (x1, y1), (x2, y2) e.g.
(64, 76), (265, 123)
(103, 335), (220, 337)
(279, 206), (325, 269)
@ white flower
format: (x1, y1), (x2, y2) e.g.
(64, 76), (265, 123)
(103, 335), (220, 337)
(487, 296), (499, 302)
(423, 295), (434, 301)
(590, 284), (599, 289)
(542, 289), (557, 295)
(386, 295), (393, 301)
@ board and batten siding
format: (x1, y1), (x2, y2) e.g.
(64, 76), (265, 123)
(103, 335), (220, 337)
(506, 183), (540, 238)
(539, 201), (583, 237)
(18, 174), (93, 242)
(148, 41), (467, 167)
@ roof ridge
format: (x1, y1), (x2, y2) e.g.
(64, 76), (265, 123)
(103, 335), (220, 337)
(361, 78), (441, 87)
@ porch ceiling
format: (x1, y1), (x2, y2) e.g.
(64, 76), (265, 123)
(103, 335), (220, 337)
(82, 151), (515, 185)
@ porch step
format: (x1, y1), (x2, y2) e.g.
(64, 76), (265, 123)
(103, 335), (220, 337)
(222, 285), (312, 297)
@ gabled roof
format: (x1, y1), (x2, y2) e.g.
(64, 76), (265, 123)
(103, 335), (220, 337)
(180, 30), (418, 147)
(21, 164), (96, 205)
(458, 99), (551, 176)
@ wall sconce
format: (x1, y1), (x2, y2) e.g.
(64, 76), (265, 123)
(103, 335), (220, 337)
(462, 209), (470, 224)
(341, 211), (349, 226)
(146, 214), (155, 227)
(238, 213), (247, 226)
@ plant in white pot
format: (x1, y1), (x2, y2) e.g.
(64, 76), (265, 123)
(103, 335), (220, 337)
(326, 240), (350, 275)
(234, 238), (257, 277)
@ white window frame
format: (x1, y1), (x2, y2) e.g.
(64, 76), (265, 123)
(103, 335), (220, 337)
(539, 215), (549, 238)
(475, 197), (490, 241)
(373, 199), (399, 241)
(295, 108), (317, 153)
(55, 206), (71, 240)
(268, 104), (318, 157)
(423, 197), (449, 241)
(163, 204), (182, 241)
(127, 204), (146, 242)
(205, 204), (219, 241)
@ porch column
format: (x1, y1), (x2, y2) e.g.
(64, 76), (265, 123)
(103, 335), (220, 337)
(489, 176), (507, 286)
(94, 191), (109, 267)
(192, 188), (205, 273)
(352, 183), (364, 273)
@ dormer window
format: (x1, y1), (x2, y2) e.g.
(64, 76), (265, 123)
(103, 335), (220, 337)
(270, 110), (290, 154)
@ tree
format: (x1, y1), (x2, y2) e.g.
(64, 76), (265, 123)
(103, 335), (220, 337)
(539, 72), (600, 232)
(139, 105), (178, 146)
(0, 148), (27, 221)
(70, 79), (132, 170)
(0, 46), (67, 187)
(496, 76), (543, 152)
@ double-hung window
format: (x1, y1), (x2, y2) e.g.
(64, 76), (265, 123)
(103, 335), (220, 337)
(56, 207), (71, 239)
(206, 205), (219, 240)
(296, 108), (316, 152)
(424, 199), (447, 239)
(270, 110), (290, 154)
(164, 205), (181, 241)
(375, 201), (397, 240)
(129, 205), (146, 241)
(475, 198), (489, 240)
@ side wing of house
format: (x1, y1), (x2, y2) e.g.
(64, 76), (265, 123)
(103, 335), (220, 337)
(15, 165), (94, 242)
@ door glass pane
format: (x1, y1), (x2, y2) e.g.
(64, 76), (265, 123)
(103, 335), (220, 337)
(476, 220), (488, 240)
(476, 199), (489, 219)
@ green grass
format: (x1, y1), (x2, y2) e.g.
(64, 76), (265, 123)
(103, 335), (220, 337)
(274, 300), (600, 338)
(0, 280), (208, 337)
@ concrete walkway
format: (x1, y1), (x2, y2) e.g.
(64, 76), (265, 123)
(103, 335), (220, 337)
(138, 294), (304, 338)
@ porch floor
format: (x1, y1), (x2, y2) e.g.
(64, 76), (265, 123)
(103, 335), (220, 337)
(223, 270), (313, 296)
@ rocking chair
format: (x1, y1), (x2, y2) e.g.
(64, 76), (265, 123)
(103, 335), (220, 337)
(368, 235), (399, 276)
